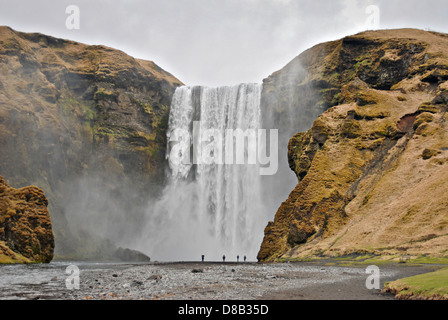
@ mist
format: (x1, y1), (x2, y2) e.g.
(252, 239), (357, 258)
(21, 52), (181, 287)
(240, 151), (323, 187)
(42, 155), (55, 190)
(59, 173), (148, 259)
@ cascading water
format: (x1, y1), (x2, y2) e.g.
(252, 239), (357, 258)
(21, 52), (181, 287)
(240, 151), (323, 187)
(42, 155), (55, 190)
(141, 83), (269, 261)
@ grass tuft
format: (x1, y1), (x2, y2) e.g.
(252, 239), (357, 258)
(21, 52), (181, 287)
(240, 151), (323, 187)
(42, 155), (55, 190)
(384, 267), (448, 300)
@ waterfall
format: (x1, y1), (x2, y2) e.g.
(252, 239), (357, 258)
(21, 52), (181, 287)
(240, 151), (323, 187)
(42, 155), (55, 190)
(141, 83), (269, 261)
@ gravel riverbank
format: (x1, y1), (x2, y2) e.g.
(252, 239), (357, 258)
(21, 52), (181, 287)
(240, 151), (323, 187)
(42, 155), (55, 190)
(0, 261), (435, 300)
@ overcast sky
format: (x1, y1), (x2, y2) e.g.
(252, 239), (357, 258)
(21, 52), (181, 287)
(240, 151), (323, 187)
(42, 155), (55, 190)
(1, 0), (448, 86)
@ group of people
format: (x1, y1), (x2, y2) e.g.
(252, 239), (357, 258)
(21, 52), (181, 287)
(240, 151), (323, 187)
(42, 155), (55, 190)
(200, 255), (247, 262)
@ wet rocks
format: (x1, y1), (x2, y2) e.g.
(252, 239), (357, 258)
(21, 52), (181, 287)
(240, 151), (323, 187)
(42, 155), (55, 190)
(113, 247), (150, 263)
(131, 280), (144, 287)
(148, 274), (162, 281)
(59, 262), (404, 300)
(191, 269), (204, 273)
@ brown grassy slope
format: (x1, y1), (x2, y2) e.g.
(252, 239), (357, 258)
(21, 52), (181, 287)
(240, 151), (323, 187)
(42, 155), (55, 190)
(258, 29), (448, 262)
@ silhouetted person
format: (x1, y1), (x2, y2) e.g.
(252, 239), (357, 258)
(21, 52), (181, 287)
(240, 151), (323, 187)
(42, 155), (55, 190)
(237, 255), (239, 262)
(244, 256), (246, 262)
(201, 255), (205, 262)
(222, 255), (226, 262)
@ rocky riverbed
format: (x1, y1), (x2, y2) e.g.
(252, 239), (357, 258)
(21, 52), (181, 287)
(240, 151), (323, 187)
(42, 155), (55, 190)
(0, 261), (434, 300)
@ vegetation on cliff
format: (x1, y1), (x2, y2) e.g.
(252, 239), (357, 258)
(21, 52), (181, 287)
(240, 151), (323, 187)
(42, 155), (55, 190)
(0, 175), (54, 263)
(0, 26), (182, 260)
(258, 29), (448, 262)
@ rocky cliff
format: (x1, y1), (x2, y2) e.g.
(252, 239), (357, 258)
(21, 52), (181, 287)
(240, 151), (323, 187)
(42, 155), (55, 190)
(0, 26), (183, 260)
(258, 29), (448, 262)
(0, 175), (54, 263)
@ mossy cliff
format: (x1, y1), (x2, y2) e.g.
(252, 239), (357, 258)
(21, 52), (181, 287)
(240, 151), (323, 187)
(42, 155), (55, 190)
(258, 29), (448, 262)
(0, 26), (182, 260)
(0, 175), (54, 263)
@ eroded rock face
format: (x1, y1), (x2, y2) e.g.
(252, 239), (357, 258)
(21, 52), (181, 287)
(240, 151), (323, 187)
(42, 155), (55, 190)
(0, 176), (54, 263)
(258, 29), (448, 262)
(0, 26), (182, 259)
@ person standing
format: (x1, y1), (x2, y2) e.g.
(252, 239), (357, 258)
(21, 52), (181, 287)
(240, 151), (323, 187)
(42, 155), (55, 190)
(222, 255), (226, 262)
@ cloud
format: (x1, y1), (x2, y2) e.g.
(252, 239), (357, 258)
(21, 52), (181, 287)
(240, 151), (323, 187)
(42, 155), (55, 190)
(1, 0), (448, 86)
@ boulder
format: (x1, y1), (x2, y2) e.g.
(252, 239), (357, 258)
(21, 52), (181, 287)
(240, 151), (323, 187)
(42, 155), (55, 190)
(0, 175), (54, 263)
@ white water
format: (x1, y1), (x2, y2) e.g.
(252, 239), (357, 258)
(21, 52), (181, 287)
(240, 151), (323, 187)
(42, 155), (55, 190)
(139, 83), (269, 261)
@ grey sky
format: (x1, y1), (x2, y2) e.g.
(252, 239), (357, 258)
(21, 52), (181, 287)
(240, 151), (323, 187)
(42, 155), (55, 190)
(1, 0), (448, 86)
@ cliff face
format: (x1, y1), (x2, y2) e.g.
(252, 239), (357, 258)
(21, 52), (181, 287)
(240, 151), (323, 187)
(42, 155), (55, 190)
(0, 176), (54, 263)
(0, 26), (183, 259)
(258, 29), (448, 261)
